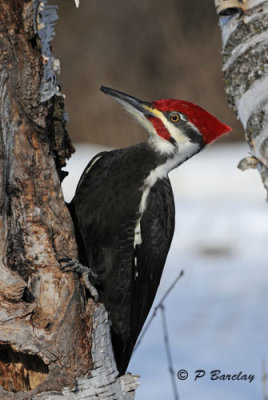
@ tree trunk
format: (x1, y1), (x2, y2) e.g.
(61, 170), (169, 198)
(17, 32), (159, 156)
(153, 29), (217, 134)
(215, 0), (268, 195)
(0, 1), (138, 398)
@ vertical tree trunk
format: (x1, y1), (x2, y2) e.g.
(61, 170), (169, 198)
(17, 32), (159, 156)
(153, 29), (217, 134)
(0, 1), (138, 398)
(215, 0), (268, 195)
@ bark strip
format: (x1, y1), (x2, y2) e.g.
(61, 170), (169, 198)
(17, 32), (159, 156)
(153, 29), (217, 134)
(215, 0), (268, 195)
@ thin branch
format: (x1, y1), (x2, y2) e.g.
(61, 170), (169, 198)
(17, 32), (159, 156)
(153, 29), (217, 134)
(263, 359), (268, 400)
(134, 269), (184, 352)
(160, 304), (179, 400)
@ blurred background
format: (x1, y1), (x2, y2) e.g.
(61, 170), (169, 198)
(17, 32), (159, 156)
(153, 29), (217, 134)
(52, 0), (243, 146)
(53, 1), (268, 400)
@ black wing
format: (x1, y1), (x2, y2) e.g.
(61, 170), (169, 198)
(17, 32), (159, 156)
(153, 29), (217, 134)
(70, 148), (175, 375)
(70, 149), (145, 365)
(68, 151), (110, 265)
(76, 151), (109, 193)
(115, 177), (175, 374)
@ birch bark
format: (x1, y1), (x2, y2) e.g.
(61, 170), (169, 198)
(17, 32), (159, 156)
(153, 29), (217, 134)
(215, 0), (268, 194)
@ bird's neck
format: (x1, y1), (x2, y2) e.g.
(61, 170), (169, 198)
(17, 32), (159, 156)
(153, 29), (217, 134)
(147, 140), (202, 176)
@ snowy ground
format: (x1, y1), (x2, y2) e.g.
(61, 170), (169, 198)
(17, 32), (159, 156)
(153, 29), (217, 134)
(62, 142), (268, 400)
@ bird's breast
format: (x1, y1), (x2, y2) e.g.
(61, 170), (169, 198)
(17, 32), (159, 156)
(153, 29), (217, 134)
(133, 161), (171, 249)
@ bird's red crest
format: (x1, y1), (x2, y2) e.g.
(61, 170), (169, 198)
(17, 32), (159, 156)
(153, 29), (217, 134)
(152, 99), (232, 144)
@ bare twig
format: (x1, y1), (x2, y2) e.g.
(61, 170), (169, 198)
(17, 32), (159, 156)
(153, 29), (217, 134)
(134, 269), (184, 351)
(160, 304), (179, 400)
(263, 359), (268, 400)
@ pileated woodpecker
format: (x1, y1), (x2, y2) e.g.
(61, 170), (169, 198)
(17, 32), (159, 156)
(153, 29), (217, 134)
(69, 86), (231, 375)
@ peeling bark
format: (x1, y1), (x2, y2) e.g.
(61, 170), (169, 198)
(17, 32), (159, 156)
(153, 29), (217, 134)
(215, 0), (268, 195)
(0, 1), (138, 399)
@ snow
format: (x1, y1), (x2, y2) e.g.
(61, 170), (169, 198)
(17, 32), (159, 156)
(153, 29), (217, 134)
(62, 142), (268, 400)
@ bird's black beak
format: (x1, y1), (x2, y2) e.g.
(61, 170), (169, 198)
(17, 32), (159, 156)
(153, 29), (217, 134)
(100, 86), (155, 118)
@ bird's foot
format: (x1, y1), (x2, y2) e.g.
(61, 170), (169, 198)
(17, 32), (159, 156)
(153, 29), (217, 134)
(59, 257), (99, 302)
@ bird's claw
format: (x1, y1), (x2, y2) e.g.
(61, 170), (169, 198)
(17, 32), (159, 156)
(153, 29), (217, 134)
(59, 257), (99, 302)
(59, 257), (97, 278)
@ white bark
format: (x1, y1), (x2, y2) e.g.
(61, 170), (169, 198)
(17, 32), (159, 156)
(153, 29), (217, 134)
(215, 0), (268, 195)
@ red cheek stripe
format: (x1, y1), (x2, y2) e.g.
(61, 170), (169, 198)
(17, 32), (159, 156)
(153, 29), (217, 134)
(148, 116), (171, 141)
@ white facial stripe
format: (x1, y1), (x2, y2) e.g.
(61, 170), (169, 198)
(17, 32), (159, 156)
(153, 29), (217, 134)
(163, 118), (189, 144)
(148, 135), (175, 154)
(114, 99), (200, 156)
(144, 105), (190, 144)
(112, 98), (176, 155)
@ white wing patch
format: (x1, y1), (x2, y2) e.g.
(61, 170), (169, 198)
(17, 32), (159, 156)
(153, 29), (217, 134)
(134, 219), (142, 247)
(85, 154), (104, 174)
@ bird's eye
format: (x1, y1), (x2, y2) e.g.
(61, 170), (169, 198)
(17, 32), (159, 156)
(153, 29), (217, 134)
(170, 114), (180, 123)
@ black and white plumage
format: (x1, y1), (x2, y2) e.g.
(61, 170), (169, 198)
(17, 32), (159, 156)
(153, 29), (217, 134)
(69, 86), (231, 375)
